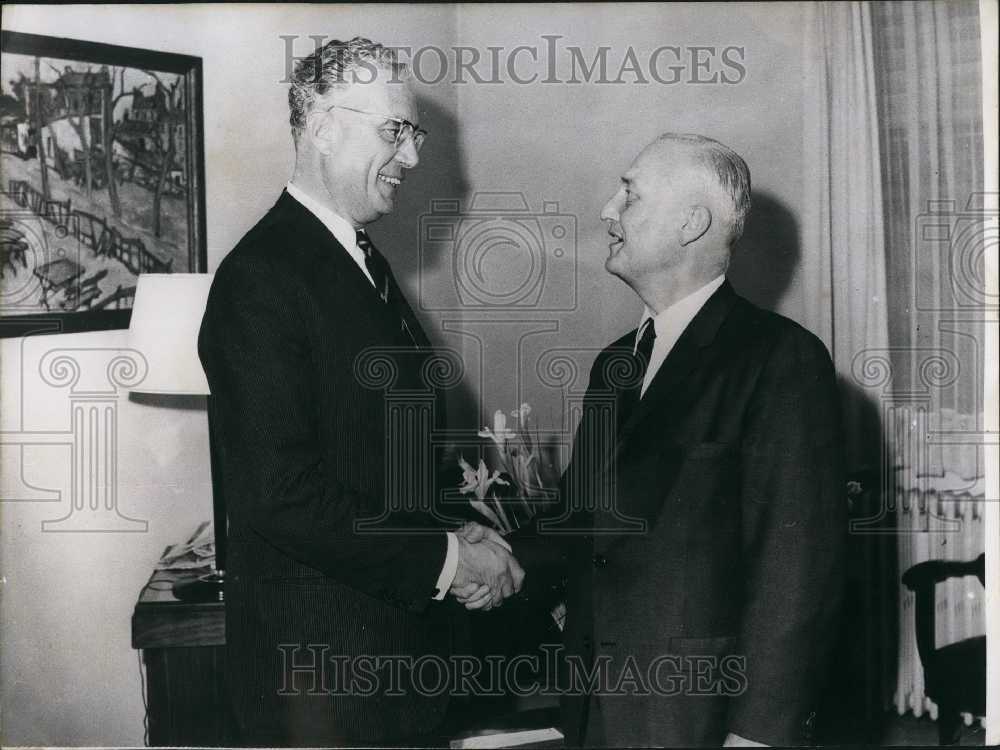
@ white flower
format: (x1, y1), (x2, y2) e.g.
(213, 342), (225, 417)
(457, 456), (508, 501)
(478, 409), (517, 448)
(458, 456), (513, 533)
(458, 456), (480, 493)
(510, 403), (532, 421)
(459, 403), (549, 534)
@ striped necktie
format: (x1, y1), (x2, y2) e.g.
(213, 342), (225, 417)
(356, 230), (390, 304)
(355, 229), (422, 348)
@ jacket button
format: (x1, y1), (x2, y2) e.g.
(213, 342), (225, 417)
(592, 554), (608, 568)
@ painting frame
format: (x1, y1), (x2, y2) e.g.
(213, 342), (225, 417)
(0, 31), (207, 338)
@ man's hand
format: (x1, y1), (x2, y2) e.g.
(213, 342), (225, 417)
(449, 522), (524, 610)
(451, 522), (513, 609)
(455, 520), (511, 550)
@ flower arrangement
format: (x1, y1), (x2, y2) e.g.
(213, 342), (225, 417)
(457, 403), (567, 631)
(457, 403), (559, 535)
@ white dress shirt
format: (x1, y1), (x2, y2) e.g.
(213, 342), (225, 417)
(635, 275), (726, 397)
(285, 181), (377, 288)
(286, 181), (459, 600)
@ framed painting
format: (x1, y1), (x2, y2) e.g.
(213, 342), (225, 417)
(0, 31), (206, 337)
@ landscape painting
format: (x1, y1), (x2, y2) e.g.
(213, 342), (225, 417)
(0, 32), (205, 336)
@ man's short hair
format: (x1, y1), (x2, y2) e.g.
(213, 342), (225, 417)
(288, 37), (408, 139)
(656, 133), (752, 246)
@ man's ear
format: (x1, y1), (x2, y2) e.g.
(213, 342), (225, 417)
(679, 205), (712, 246)
(306, 109), (336, 156)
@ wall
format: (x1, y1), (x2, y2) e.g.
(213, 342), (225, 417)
(1, 3), (809, 745)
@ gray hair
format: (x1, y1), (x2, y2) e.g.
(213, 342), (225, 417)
(288, 37), (408, 138)
(656, 133), (752, 246)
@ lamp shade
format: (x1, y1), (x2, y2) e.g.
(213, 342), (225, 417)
(127, 273), (213, 395)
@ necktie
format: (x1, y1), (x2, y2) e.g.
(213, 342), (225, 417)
(356, 230), (390, 304)
(355, 230), (422, 348)
(618, 317), (656, 429)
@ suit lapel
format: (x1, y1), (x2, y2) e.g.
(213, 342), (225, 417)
(384, 264), (431, 349)
(279, 191), (426, 350)
(590, 282), (740, 548)
(616, 280), (739, 449)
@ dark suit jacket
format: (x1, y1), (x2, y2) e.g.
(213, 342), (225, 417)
(517, 280), (846, 747)
(199, 191), (457, 745)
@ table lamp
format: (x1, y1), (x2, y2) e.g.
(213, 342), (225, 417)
(127, 273), (224, 603)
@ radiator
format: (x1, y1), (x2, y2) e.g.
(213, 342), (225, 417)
(893, 476), (987, 724)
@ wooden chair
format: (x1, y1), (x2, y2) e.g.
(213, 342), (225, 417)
(901, 553), (986, 744)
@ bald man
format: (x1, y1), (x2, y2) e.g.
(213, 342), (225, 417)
(507, 134), (846, 747)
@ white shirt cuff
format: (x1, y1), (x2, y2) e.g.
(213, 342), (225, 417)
(432, 531), (459, 600)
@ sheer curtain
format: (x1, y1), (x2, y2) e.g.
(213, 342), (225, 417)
(803, 0), (985, 489)
(802, 1), (890, 475)
(870, 0), (987, 721)
(803, 0), (987, 725)
(802, 4), (900, 731)
(873, 0), (986, 485)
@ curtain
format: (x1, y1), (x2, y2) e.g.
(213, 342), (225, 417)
(803, 0), (985, 480)
(803, 0), (987, 726)
(872, 0), (986, 484)
(802, 1), (890, 474)
(801, 5), (899, 730)
(869, 0), (987, 721)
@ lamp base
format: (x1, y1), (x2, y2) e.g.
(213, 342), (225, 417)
(173, 571), (225, 603)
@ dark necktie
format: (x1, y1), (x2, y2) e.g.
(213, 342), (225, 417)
(355, 230), (423, 348)
(618, 318), (657, 429)
(356, 230), (390, 304)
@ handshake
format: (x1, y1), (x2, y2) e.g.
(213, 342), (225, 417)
(449, 522), (525, 610)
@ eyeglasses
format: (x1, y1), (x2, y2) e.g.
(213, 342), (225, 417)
(324, 104), (428, 153)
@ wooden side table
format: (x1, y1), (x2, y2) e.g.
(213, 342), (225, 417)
(132, 564), (228, 746)
(132, 562), (563, 747)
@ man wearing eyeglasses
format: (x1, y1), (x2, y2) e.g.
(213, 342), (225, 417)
(199, 37), (521, 745)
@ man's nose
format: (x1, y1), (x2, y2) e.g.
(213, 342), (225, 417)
(395, 138), (420, 169)
(600, 196), (619, 223)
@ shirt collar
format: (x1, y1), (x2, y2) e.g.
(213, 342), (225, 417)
(286, 181), (360, 253)
(638, 275), (726, 343)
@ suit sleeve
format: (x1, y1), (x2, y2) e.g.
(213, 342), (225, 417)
(506, 438), (576, 608)
(508, 351), (613, 605)
(199, 254), (447, 612)
(726, 328), (847, 745)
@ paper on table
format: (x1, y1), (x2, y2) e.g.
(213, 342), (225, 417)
(156, 520), (215, 570)
(449, 727), (563, 749)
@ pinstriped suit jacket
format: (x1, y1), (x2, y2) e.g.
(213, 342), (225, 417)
(199, 191), (457, 745)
